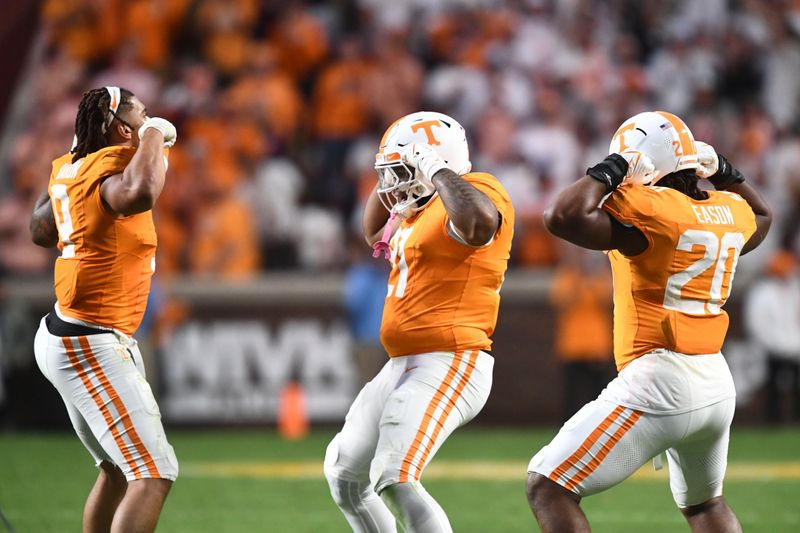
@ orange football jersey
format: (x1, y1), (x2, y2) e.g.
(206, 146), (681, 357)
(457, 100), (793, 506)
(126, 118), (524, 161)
(602, 184), (757, 370)
(49, 146), (157, 335)
(380, 172), (514, 357)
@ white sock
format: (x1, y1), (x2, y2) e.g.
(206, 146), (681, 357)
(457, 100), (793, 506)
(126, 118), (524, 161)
(380, 482), (453, 533)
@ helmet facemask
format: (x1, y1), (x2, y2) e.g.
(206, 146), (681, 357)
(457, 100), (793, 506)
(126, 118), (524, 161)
(375, 154), (436, 216)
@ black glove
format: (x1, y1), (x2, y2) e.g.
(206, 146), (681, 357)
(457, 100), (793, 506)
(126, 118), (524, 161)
(587, 154), (628, 193)
(708, 154), (745, 190)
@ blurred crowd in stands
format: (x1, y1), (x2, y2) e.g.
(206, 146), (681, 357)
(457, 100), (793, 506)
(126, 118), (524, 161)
(2, 0), (800, 279)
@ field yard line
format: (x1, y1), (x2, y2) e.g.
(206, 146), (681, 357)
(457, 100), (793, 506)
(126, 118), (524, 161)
(181, 460), (800, 481)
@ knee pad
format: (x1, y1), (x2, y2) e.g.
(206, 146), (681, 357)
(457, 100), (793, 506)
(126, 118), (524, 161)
(323, 434), (341, 483)
(370, 454), (396, 494)
(324, 435), (350, 503)
(324, 434), (372, 508)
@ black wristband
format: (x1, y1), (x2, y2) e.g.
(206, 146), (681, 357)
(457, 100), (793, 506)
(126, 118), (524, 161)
(708, 154), (745, 190)
(587, 154), (628, 193)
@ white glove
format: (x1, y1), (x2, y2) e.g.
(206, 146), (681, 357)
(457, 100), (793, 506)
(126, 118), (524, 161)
(139, 117), (177, 148)
(695, 141), (718, 179)
(620, 150), (657, 185)
(400, 144), (450, 186)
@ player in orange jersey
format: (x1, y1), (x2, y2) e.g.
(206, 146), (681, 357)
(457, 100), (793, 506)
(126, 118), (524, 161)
(324, 111), (514, 532)
(29, 86), (178, 533)
(526, 111), (772, 533)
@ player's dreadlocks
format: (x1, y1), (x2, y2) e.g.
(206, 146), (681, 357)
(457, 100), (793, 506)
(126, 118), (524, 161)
(658, 169), (709, 201)
(71, 87), (135, 163)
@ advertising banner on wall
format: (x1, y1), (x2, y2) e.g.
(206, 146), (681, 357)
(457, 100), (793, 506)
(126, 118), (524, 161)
(153, 274), (563, 425)
(0, 273), (761, 427)
(160, 317), (357, 423)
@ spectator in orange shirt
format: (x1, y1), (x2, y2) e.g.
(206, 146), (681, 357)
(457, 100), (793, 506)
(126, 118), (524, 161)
(195, 0), (260, 77)
(41, 0), (105, 63)
(312, 36), (374, 141)
(224, 44), (304, 144)
(189, 153), (260, 279)
(368, 31), (424, 128)
(550, 246), (614, 420)
(123, 0), (174, 70)
(270, 1), (329, 83)
(311, 36), (375, 210)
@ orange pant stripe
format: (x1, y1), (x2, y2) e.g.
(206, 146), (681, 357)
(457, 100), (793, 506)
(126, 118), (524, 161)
(564, 409), (642, 490)
(399, 352), (464, 482)
(77, 336), (160, 478)
(410, 351), (478, 480)
(548, 405), (625, 485)
(63, 337), (142, 479)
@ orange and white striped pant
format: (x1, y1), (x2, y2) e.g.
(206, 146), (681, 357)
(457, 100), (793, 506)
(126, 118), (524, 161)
(325, 350), (493, 494)
(34, 317), (178, 482)
(528, 396), (735, 507)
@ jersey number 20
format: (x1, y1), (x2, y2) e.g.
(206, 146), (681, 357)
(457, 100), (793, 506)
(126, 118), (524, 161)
(663, 229), (745, 315)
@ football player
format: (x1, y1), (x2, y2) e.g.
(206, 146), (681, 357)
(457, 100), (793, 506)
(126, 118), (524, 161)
(324, 111), (515, 532)
(30, 86), (178, 533)
(526, 111), (771, 533)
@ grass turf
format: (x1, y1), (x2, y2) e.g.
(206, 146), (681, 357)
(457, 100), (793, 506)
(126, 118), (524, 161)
(1, 427), (798, 532)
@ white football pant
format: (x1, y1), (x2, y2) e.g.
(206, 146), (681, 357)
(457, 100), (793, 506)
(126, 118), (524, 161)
(34, 317), (178, 481)
(325, 350), (493, 532)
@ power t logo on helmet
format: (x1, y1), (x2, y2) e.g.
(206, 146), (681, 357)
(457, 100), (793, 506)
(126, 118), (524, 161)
(375, 111), (472, 217)
(609, 111), (699, 185)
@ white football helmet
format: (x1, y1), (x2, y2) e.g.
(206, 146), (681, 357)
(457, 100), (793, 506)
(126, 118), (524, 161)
(375, 111), (471, 215)
(609, 111), (699, 184)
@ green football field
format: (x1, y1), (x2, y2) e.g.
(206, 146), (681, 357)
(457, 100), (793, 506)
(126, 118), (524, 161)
(1, 426), (798, 532)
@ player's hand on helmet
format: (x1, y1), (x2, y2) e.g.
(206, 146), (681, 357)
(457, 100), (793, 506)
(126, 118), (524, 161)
(695, 141), (719, 179)
(139, 117), (177, 148)
(620, 150), (656, 185)
(400, 144), (449, 186)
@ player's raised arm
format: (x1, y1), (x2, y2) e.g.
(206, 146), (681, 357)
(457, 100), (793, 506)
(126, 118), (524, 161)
(363, 184), (393, 246)
(30, 188), (58, 248)
(544, 153), (649, 256)
(101, 117), (176, 216)
(431, 168), (498, 246)
(402, 145), (499, 246)
(697, 146), (772, 255)
(727, 180), (771, 254)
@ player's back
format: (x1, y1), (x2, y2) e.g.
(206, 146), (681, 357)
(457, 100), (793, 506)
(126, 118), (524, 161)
(603, 185), (757, 370)
(49, 146), (156, 335)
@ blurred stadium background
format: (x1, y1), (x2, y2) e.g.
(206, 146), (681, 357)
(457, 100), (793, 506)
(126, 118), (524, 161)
(1, 0), (800, 531)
